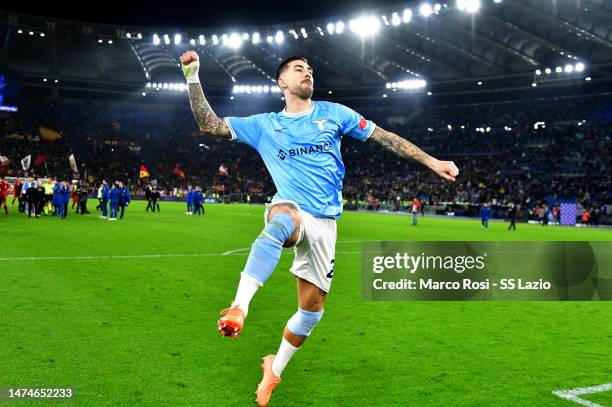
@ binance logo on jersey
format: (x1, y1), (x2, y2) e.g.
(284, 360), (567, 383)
(277, 142), (333, 161)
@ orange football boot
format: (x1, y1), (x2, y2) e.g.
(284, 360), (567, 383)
(217, 306), (246, 339)
(256, 355), (281, 406)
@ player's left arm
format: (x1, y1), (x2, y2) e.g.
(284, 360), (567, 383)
(369, 126), (459, 182)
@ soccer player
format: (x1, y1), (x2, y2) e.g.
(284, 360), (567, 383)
(192, 185), (204, 216)
(52, 179), (61, 217)
(151, 187), (160, 212)
(35, 180), (45, 218)
(77, 182), (90, 215)
(508, 203), (517, 231)
(480, 202), (491, 230)
(186, 184), (194, 214)
(145, 185), (154, 212)
(108, 182), (121, 221)
(59, 181), (70, 220)
(100, 180), (110, 219)
(181, 51), (458, 406)
(25, 180), (38, 218)
(43, 178), (53, 215)
(0, 177), (9, 215)
(22, 177), (31, 214)
(71, 182), (79, 213)
(11, 178), (23, 212)
(410, 197), (421, 225)
(95, 183), (103, 212)
(118, 182), (131, 220)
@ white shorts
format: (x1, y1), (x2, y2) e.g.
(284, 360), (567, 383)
(264, 200), (337, 293)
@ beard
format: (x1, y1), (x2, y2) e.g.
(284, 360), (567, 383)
(290, 82), (313, 100)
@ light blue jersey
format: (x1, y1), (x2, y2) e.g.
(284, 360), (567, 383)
(226, 100), (375, 219)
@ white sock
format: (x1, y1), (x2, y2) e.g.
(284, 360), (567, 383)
(272, 336), (299, 377)
(232, 272), (261, 316)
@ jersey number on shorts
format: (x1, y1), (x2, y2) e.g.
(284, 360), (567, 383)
(326, 259), (335, 279)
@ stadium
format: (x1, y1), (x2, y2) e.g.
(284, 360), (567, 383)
(0, 0), (610, 405)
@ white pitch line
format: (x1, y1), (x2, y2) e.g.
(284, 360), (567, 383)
(0, 253), (229, 261)
(221, 248), (251, 256)
(0, 251), (362, 262)
(221, 241), (360, 256)
(552, 383), (612, 407)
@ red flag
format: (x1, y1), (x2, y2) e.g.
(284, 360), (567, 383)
(139, 164), (150, 178)
(34, 154), (48, 167)
(174, 165), (186, 178)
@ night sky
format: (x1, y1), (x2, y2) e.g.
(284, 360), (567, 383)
(4, 0), (407, 28)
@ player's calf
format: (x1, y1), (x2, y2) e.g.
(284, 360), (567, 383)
(220, 206), (300, 339)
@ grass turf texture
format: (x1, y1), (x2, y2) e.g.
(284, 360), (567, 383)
(0, 201), (610, 406)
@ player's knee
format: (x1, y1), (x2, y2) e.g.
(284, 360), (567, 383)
(269, 205), (301, 246)
(269, 205), (300, 228)
(264, 210), (298, 245)
(287, 307), (324, 337)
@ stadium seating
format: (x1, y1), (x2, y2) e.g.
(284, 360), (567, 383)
(1, 93), (610, 224)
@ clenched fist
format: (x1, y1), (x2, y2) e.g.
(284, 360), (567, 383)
(180, 51), (198, 65)
(431, 159), (459, 182)
(180, 51), (200, 83)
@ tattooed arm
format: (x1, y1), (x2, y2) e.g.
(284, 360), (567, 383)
(186, 82), (231, 138)
(180, 51), (231, 139)
(369, 125), (459, 182)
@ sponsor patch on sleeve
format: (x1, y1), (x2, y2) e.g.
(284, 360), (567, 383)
(358, 117), (368, 130)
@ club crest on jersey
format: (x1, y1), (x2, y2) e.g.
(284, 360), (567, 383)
(312, 119), (328, 131)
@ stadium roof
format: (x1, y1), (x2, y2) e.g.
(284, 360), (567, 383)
(2, 0), (612, 100)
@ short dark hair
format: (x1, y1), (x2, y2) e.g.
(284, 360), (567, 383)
(275, 56), (309, 81)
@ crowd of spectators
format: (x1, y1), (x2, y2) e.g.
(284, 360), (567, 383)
(0, 93), (610, 224)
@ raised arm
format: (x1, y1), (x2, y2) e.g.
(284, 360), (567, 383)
(369, 125), (459, 182)
(180, 51), (232, 139)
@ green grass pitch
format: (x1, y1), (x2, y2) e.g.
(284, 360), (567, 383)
(0, 201), (610, 406)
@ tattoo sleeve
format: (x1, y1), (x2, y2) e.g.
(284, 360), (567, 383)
(187, 82), (232, 139)
(369, 126), (435, 168)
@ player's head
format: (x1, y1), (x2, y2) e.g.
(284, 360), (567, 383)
(276, 56), (313, 100)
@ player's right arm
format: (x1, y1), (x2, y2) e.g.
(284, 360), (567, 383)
(180, 51), (231, 139)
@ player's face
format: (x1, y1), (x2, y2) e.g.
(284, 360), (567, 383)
(280, 60), (314, 100)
